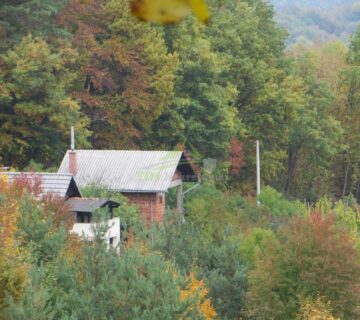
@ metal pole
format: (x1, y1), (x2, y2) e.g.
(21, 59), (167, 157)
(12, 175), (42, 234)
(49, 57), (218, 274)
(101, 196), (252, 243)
(256, 140), (261, 203)
(181, 182), (201, 223)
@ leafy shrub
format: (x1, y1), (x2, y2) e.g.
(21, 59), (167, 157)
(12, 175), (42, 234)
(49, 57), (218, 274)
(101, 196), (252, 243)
(258, 186), (308, 217)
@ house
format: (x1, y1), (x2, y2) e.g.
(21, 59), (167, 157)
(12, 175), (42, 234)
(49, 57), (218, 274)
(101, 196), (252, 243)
(0, 172), (120, 247)
(58, 150), (200, 224)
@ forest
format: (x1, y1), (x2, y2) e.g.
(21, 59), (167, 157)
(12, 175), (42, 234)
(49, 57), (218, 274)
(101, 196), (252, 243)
(0, 0), (360, 319)
(272, 0), (360, 45)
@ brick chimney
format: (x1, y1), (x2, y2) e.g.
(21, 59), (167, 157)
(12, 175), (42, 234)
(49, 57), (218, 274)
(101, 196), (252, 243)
(69, 126), (77, 177)
(69, 150), (77, 177)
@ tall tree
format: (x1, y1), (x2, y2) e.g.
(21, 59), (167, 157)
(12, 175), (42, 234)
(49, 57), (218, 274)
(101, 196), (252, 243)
(150, 16), (240, 159)
(0, 35), (89, 167)
(206, 0), (299, 184)
(59, 0), (178, 149)
(284, 52), (341, 199)
(330, 26), (360, 198)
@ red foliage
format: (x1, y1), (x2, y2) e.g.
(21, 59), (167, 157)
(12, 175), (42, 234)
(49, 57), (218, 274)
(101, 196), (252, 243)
(229, 138), (246, 175)
(1, 174), (75, 232)
(247, 211), (360, 319)
(12, 173), (42, 197)
(287, 213), (360, 317)
(58, 0), (157, 148)
(42, 194), (75, 231)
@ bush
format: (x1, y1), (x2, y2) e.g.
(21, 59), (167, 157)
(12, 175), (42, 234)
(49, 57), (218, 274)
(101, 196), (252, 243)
(258, 186), (308, 217)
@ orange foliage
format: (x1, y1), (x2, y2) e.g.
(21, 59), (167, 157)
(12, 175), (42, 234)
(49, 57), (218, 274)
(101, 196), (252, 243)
(0, 175), (28, 315)
(62, 234), (84, 268)
(180, 273), (217, 320)
(0, 175), (19, 247)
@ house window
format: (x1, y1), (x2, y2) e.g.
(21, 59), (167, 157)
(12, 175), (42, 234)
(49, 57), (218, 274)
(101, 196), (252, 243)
(76, 212), (91, 223)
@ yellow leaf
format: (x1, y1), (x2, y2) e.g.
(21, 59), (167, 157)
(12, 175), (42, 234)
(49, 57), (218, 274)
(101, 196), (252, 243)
(130, 0), (209, 24)
(188, 0), (209, 22)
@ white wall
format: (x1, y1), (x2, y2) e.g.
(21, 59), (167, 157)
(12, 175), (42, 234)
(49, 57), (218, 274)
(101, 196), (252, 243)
(71, 217), (120, 248)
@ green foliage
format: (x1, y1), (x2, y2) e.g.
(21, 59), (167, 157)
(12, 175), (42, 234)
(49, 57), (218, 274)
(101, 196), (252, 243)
(333, 200), (359, 236)
(184, 185), (244, 240)
(152, 214), (248, 319)
(16, 195), (69, 265)
(71, 243), (201, 320)
(204, 232), (248, 319)
(1, 2), (360, 318)
(0, 0), (69, 52)
(0, 178), (207, 319)
(0, 35), (89, 167)
(81, 185), (141, 228)
(336, 63), (360, 197)
(284, 53), (342, 199)
(0, 0), (355, 200)
(151, 16), (240, 158)
(258, 186), (308, 217)
(3, 269), (56, 320)
(240, 228), (277, 267)
(2, 173), (360, 319)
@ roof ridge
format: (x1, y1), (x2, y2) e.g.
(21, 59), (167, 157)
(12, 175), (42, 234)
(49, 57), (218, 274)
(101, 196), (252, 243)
(1, 172), (73, 176)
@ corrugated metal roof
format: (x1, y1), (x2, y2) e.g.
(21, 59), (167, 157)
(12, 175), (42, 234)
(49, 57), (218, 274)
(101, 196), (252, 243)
(58, 150), (183, 192)
(0, 172), (79, 198)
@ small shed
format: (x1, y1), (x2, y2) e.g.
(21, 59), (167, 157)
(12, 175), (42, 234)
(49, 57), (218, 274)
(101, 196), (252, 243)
(66, 197), (121, 247)
(66, 197), (120, 223)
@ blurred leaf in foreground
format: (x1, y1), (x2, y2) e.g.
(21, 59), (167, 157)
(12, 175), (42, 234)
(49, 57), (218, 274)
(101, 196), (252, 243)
(130, 0), (209, 24)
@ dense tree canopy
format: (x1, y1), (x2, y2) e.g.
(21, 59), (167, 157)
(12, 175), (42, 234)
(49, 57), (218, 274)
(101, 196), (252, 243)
(0, 35), (89, 167)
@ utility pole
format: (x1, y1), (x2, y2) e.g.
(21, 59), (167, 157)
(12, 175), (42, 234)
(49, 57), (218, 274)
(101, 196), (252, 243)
(256, 140), (261, 205)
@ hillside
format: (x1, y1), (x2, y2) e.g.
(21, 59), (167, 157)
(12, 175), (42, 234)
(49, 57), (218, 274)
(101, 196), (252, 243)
(1, 1), (360, 319)
(272, 0), (356, 9)
(270, 0), (360, 45)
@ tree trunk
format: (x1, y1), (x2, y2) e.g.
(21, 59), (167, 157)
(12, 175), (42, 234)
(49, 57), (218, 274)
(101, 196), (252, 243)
(342, 153), (350, 198)
(284, 146), (299, 193)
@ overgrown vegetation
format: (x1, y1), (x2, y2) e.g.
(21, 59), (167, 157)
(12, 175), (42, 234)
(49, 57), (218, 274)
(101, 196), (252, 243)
(1, 177), (359, 319)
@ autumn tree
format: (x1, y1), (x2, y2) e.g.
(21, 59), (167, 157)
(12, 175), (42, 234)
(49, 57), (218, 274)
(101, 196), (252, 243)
(59, 0), (178, 149)
(0, 176), (28, 317)
(296, 296), (340, 320)
(246, 212), (360, 320)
